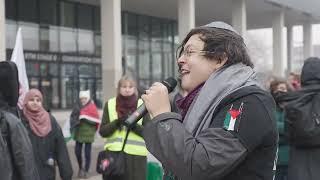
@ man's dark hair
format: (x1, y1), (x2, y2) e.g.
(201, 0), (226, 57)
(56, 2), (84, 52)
(177, 27), (253, 68)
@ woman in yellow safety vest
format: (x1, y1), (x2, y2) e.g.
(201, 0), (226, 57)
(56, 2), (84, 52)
(99, 75), (149, 180)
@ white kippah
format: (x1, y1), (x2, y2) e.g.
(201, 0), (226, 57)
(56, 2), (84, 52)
(203, 21), (240, 35)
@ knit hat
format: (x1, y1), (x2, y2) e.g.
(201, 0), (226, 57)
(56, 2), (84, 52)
(203, 21), (240, 35)
(79, 90), (90, 100)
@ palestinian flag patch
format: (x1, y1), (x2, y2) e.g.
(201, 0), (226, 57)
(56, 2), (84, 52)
(223, 103), (243, 131)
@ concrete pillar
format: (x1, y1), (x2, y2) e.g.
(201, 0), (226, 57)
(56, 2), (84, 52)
(178, 0), (195, 42)
(287, 25), (293, 74)
(0, 0), (6, 61)
(272, 10), (285, 77)
(303, 21), (313, 60)
(232, 0), (247, 37)
(101, 0), (122, 102)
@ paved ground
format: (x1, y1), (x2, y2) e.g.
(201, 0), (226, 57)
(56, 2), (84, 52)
(52, 110), (160, 180)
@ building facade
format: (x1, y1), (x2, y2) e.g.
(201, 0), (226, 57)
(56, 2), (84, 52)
(5, 0), (178, 109)
(3, 0), (320, 109)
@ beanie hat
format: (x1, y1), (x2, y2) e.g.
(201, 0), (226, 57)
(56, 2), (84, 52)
(79, 90), (90, 100)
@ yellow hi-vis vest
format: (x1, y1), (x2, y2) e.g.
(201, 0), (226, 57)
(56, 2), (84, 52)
(104, 97), (147, 156)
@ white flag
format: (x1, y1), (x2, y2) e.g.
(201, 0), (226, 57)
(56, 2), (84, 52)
(11, 28), (29, 109)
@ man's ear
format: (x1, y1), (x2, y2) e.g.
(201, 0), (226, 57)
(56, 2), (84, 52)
(216, 52), (228, 68)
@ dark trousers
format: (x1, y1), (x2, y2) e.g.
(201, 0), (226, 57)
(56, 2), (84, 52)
(275, 165), (288, 180)
(75, 141), (92, 171)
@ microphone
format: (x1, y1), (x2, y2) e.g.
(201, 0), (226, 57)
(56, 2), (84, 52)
(124, 77), (177, 127)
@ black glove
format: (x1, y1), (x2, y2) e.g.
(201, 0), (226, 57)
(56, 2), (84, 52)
(116, 115), (129, 127)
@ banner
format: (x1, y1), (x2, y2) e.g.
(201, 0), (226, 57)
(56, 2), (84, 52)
(10, 28), (29, 109)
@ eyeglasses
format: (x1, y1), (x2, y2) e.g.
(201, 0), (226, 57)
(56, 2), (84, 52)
(177, 48), (215, 59)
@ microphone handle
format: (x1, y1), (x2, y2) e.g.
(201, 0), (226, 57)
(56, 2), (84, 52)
(124, 105), (147, 127)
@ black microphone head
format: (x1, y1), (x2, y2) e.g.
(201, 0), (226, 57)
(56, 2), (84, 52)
(162, 77), (177, 93)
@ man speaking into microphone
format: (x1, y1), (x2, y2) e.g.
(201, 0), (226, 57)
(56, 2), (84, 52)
(141, 21), (278, 180)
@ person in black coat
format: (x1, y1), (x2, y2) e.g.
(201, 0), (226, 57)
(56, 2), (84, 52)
(141, 22), (278, 180)
(0, 61), (39, 180)
(286, 57), (320, 180)
(21, 89), (73, 180)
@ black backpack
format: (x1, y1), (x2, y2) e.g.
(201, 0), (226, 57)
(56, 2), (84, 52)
(285, 92), (320, 147)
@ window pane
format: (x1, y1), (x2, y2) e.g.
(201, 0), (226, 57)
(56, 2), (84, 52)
(26, 62), (40, 76)
(152, 53), (162, 79)
(61, 64), (77, 77)
(39, 26), (59, 52)
(6, 20), (18, 49)
(78, 64), (94, 77)
(39, 0), (57, 25)
(49, 63), (58, 76)
(93, 7), (101, 31)
(20, 22), (39, 50)
(127, 13), (138, 36)
(123, 36), (137, 77)
(60, 2), (75, 28)
(40, 63), (49, 76)
(78, 29), (94, 54)
(138, 40), (150, 79)
(94, 33), (101, 56)
(5, 0), (17, 20)
(51, 78), (59, 108)
(60, 27), (77, 53)
(138, 16), (149, 40)
(96, 79), (102, 108)
(61, 77), (78, 108)
(18, 0), (37, 23)
(95, 65), (101, 77)
(151, 18), (162, 42)
(77, 4), (93, 30)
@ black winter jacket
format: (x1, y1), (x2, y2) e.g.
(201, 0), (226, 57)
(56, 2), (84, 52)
(0, 101), (40, 180)
(21, 113), (73, 180)
(143, 85), (278, 180)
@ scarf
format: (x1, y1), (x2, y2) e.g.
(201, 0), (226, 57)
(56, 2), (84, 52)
(79, 100), (100, 124)
(116, 94), (138, 118)
(176, 83), (204, 121)
(23, 89), (51, 137)
(183, 63), (260, 136)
